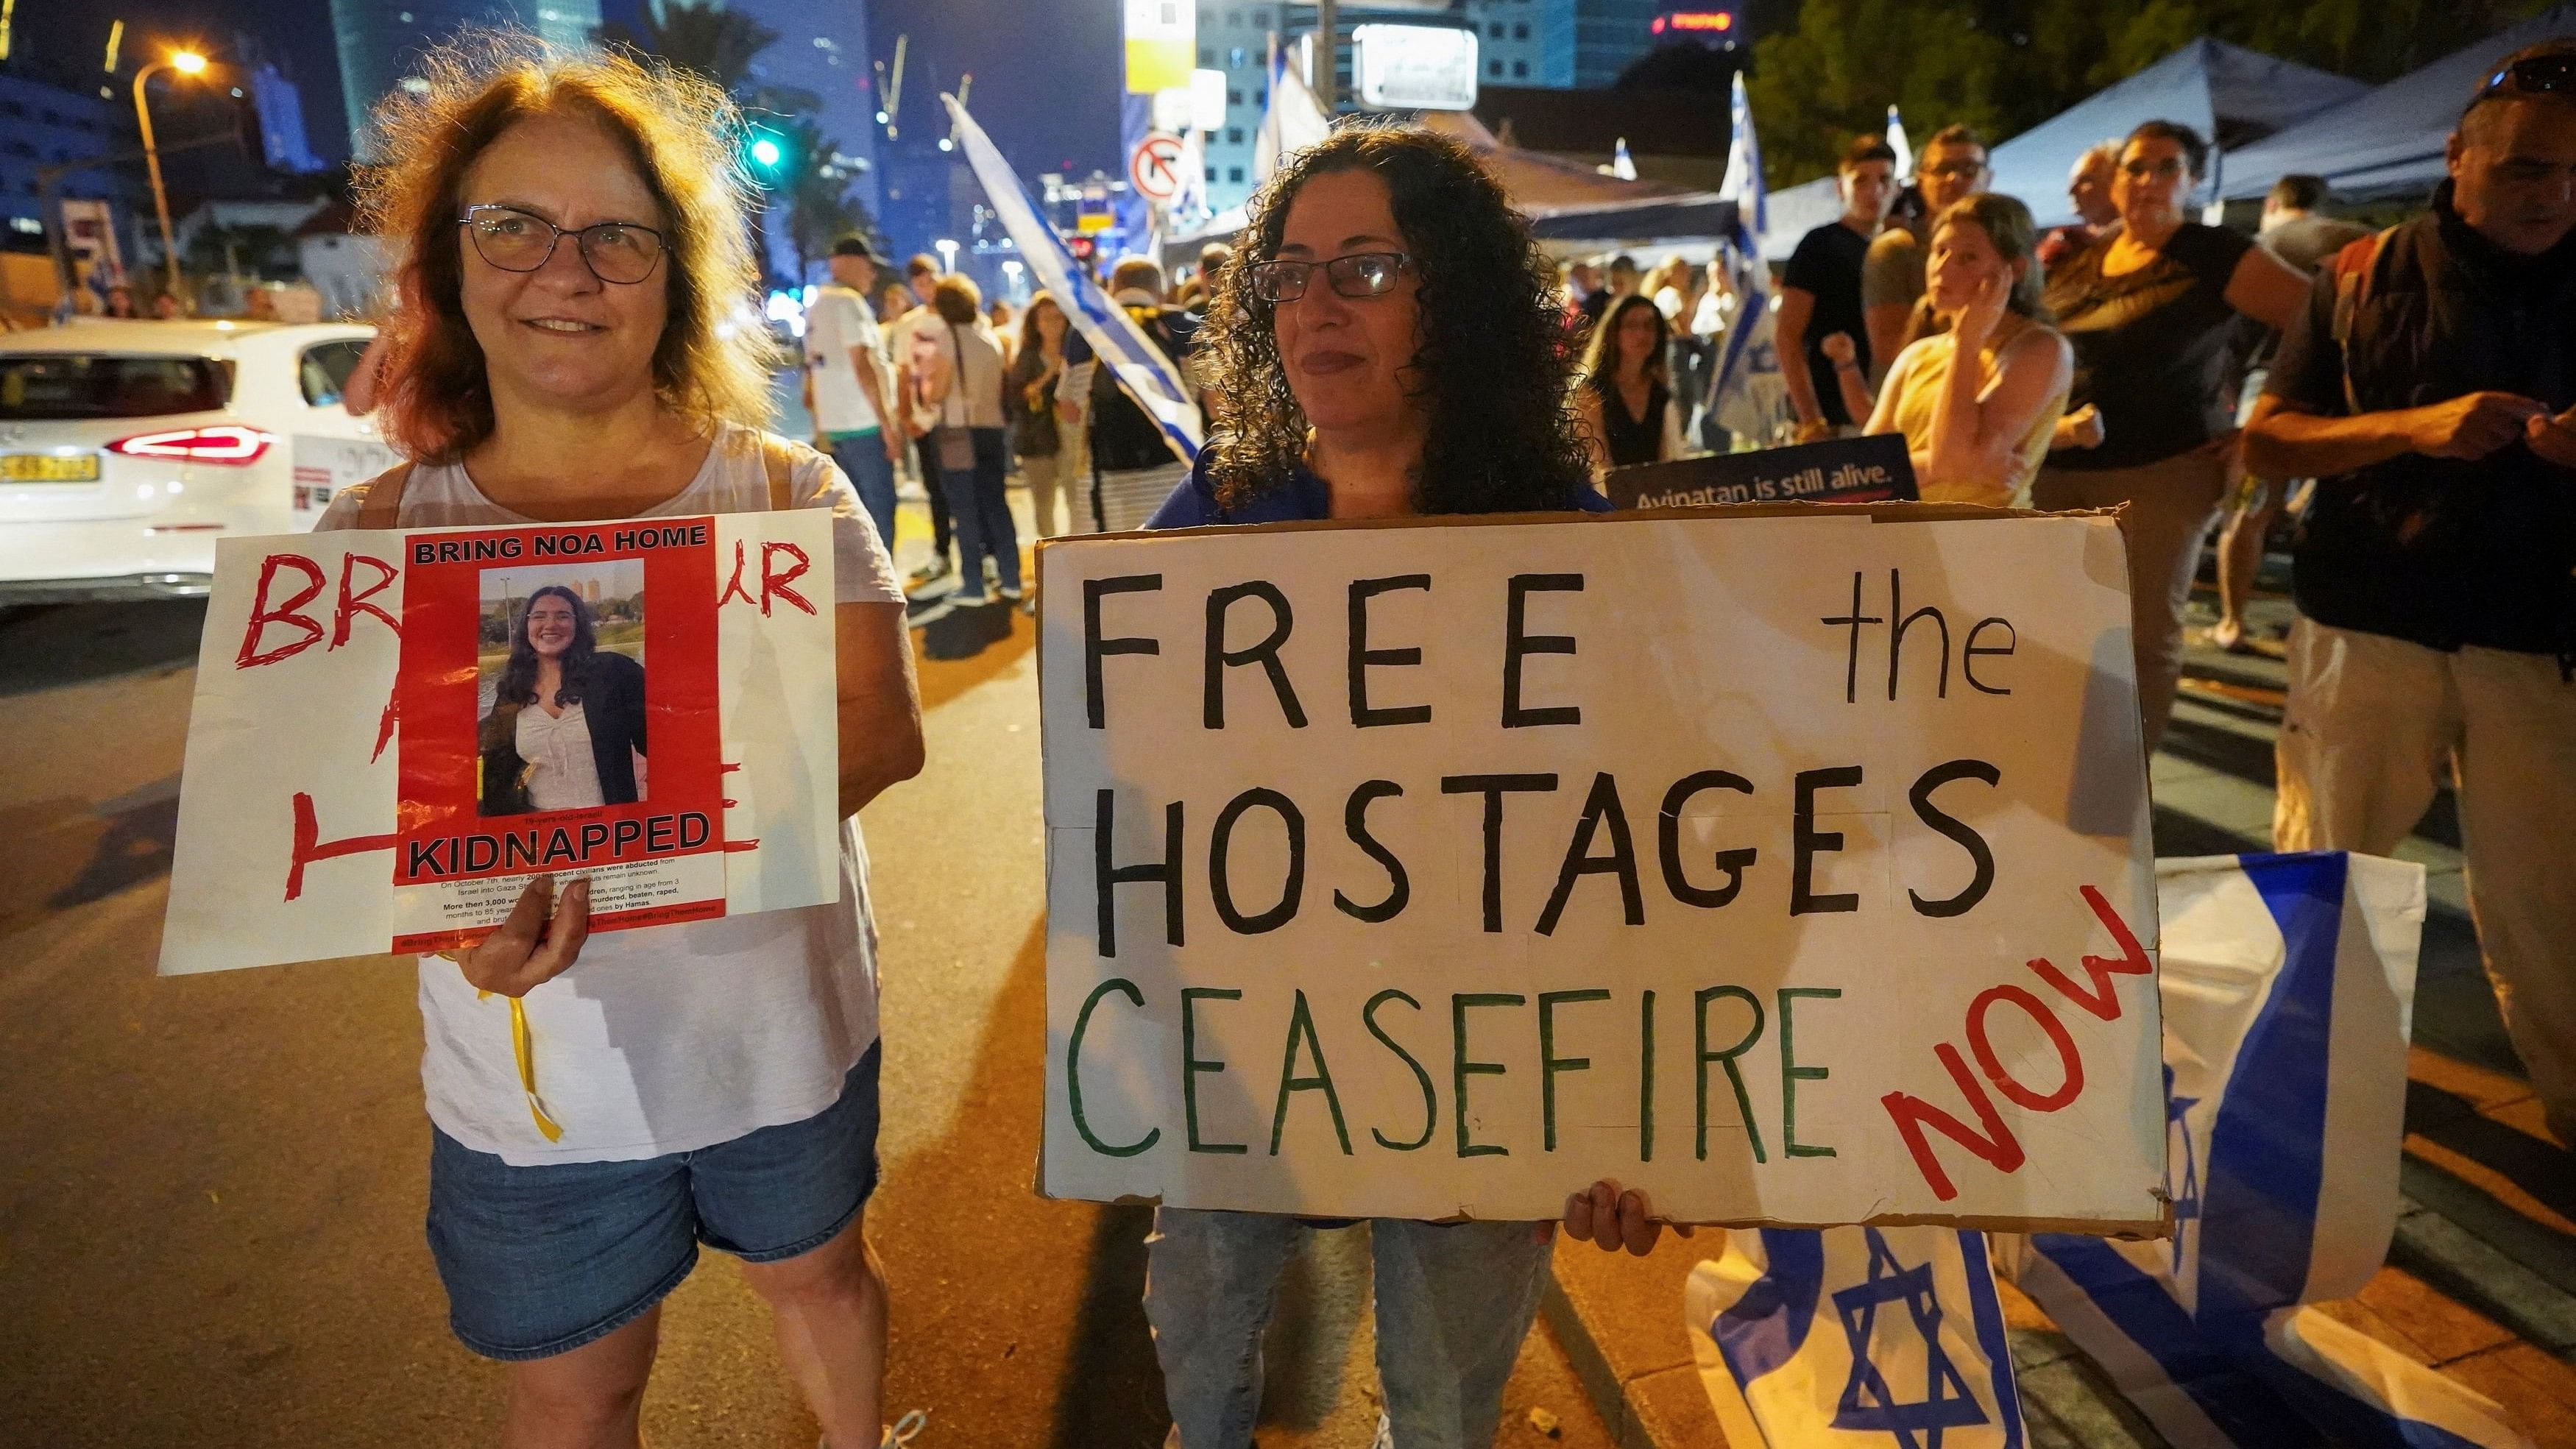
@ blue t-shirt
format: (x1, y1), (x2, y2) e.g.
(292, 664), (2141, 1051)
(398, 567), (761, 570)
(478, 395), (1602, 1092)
(1146, 450), (1612, 528)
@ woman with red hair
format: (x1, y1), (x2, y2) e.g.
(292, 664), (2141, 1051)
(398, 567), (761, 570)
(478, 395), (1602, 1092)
(319, 37), (924, 1449)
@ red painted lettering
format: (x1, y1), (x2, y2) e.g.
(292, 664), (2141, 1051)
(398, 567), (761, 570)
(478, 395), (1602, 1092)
(2026, 885), (2154, 1021)
(237, 554), (328, 667)
(1965, 983), (2084, 1112)
(284, 792), (399, 901)
(718, 540), (757, 609)
(332, 553), (400, 648)
(761, 540), (816, 617)
(1882, 1043), (2025, 1202)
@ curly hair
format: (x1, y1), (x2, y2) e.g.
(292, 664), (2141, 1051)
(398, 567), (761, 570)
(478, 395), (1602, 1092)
(357, 33), (779, 464)
(1198, 124), (1593, 515)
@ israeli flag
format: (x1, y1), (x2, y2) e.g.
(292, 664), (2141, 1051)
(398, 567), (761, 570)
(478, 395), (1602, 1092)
(1253, 38), (1331, 186)
(942, 94), (1201, 466)
(1687, 1224), (2025, 1448)
(1708, 73), (1793, 447)
(2009, 852), (2532, 1449)
(1886, 104), (1914, 184)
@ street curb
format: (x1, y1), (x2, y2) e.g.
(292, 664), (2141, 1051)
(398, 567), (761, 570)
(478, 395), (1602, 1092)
(1539, 1240), (1727, 1448)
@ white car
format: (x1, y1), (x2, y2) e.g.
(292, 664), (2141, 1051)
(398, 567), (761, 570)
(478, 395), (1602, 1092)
(0, 319), (396, 603)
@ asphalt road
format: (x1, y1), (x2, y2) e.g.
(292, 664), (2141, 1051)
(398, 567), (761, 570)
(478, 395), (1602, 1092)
(0, 592), (1611, 1449)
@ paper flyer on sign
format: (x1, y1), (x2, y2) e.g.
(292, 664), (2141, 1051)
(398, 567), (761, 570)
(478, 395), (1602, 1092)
(159, 509), (841, 974)
(1036, 506), (2165, 1232)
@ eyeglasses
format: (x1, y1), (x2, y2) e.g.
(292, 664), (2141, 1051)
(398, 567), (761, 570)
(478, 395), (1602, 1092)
(458, 204), (667, 285)
(1922, 160), (1987, 180)
(2471, 54), (2576, 107)
(1244, 251), (1412, 303)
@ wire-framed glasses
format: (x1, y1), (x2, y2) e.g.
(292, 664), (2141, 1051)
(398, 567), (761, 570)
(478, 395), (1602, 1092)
(1245, 252), (1412, 303)
(458, 204), (667, 285)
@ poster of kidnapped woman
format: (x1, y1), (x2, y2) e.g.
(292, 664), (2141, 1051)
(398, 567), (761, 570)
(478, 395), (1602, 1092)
(158, 509), (846, 972)
(476, 564), (648, 818)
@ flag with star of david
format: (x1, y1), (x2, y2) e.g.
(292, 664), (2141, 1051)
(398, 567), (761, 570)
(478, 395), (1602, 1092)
(2006, 852), (2533, 1449)
(1685, 1223), (2024, 1448)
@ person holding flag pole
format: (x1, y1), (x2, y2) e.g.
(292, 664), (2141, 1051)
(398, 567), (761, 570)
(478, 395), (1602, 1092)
(1705, 73), (1794, 450)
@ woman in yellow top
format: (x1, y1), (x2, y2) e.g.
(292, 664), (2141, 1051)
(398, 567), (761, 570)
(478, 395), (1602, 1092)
(1857, 193), (2071, 506)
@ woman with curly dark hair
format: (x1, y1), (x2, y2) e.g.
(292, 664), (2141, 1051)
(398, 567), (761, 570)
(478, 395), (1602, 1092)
(1142, 124), (1679, 1449)
(1146, 124), (1600, 527)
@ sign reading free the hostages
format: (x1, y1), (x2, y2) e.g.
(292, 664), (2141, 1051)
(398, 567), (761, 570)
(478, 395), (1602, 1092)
(160, 510), (842, 974)
(1038, 505), (2169, 1233)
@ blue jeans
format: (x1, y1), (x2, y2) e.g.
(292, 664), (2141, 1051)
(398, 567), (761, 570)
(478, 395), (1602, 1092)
(827, 430), (899, 559)
(1144, 1208), (1553, 1449)
(945, 426), (1020, 601)
(427, 1044), (881, 1360)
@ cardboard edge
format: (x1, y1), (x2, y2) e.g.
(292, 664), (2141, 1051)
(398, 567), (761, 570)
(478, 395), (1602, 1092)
(1035, 500), (2126, 549)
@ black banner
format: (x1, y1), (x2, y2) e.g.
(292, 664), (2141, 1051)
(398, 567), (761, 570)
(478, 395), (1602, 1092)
(1604, 433), (1919, 509)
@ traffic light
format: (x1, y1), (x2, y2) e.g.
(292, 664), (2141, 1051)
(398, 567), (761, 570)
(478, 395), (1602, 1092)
(744, 128), (787, 185)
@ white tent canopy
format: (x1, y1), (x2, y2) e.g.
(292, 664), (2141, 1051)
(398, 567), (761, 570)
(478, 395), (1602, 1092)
(2219, 6), (2576, 203)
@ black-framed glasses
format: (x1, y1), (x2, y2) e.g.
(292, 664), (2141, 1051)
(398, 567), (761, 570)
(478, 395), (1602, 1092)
(1245, 251), (1412, 303)
(2472, 54), (2576, 107)
(458, 204), (667, 285)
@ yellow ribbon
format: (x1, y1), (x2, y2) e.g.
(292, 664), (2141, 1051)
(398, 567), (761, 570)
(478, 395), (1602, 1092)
(464, 977), (564, 1142)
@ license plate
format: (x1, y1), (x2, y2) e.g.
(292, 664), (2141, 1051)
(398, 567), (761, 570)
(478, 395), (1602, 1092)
(1, 453), (100, 483)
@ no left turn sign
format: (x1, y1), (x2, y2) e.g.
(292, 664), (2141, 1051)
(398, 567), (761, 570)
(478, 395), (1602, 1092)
(1130, 132), (1186, 203)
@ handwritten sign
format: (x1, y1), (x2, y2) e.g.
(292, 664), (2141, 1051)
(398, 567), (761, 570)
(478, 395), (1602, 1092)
(159, 511), (841, 974)
(1605, 433), (1918, 510)
(1037, 506), (2165, 1232)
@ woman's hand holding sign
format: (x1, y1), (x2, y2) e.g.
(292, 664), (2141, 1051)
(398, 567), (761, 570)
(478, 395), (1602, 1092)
(1564, 1179), (1694, 1257)
(453, 875), (592, 996)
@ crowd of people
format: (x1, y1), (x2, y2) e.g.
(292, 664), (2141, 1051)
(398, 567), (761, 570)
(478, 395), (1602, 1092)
(230, 21), (2573, 1449)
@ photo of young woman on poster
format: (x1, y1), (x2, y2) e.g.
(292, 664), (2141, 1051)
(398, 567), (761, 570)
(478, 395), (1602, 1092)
(478, 580), (648, 816)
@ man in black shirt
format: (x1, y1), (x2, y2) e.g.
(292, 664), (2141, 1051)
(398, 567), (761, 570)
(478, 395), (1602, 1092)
(1777, 135), (1897, 441)
(2246, 40), (2576, 1141)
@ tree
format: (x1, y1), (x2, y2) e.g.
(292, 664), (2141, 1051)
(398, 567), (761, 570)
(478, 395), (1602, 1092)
(1747, 0), (2017, 187)
(1747, 0), (2555, 189)
(782, 117), (882, 283)
(595, 1), (777, 96)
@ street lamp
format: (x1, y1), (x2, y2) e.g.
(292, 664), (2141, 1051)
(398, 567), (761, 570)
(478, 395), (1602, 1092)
(133, 48), (208, 305)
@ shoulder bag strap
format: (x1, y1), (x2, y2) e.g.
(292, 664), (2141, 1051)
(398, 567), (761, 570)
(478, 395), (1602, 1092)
(355, 460), (416, 529)
(946, 324), (967, 428)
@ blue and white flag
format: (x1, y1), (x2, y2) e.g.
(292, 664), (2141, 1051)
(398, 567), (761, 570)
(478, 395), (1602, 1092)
(2010, 852), (2531, 1449)
(942, 93), (1202, 466)
(1708, 72), (1792, 447)
(1687, 1224), (2025, 1448)
(1886, 104), (1914, 184)
(1253, 38), (1331, 187)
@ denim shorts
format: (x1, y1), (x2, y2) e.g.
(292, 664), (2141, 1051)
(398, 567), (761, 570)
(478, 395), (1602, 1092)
(427, 1043), (882, 1361)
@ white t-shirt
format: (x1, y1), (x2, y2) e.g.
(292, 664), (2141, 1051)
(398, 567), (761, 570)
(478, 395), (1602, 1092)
(319, 422), (903, 1165)
(805, 284), (886, 435)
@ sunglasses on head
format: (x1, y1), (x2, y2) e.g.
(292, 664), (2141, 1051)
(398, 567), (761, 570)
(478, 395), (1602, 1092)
(2471, 54), (2576, 109)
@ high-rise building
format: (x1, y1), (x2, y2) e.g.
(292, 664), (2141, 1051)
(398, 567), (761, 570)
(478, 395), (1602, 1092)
(250, 64), (328, 175)
(1192, 0), (1663, 216)
(0, 74), (144, 272)
(332, 0), (604, 155)
(726, 0), (884, 220)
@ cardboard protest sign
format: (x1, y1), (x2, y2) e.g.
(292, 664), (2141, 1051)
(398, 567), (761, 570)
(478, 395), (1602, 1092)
(160, 511), (841, 974)
(1605, 434), (1919, 511)
(1038, 506), (2165, 1231)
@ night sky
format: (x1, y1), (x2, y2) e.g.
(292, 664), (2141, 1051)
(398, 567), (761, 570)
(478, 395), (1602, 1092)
(7, 0), (1122, 180)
